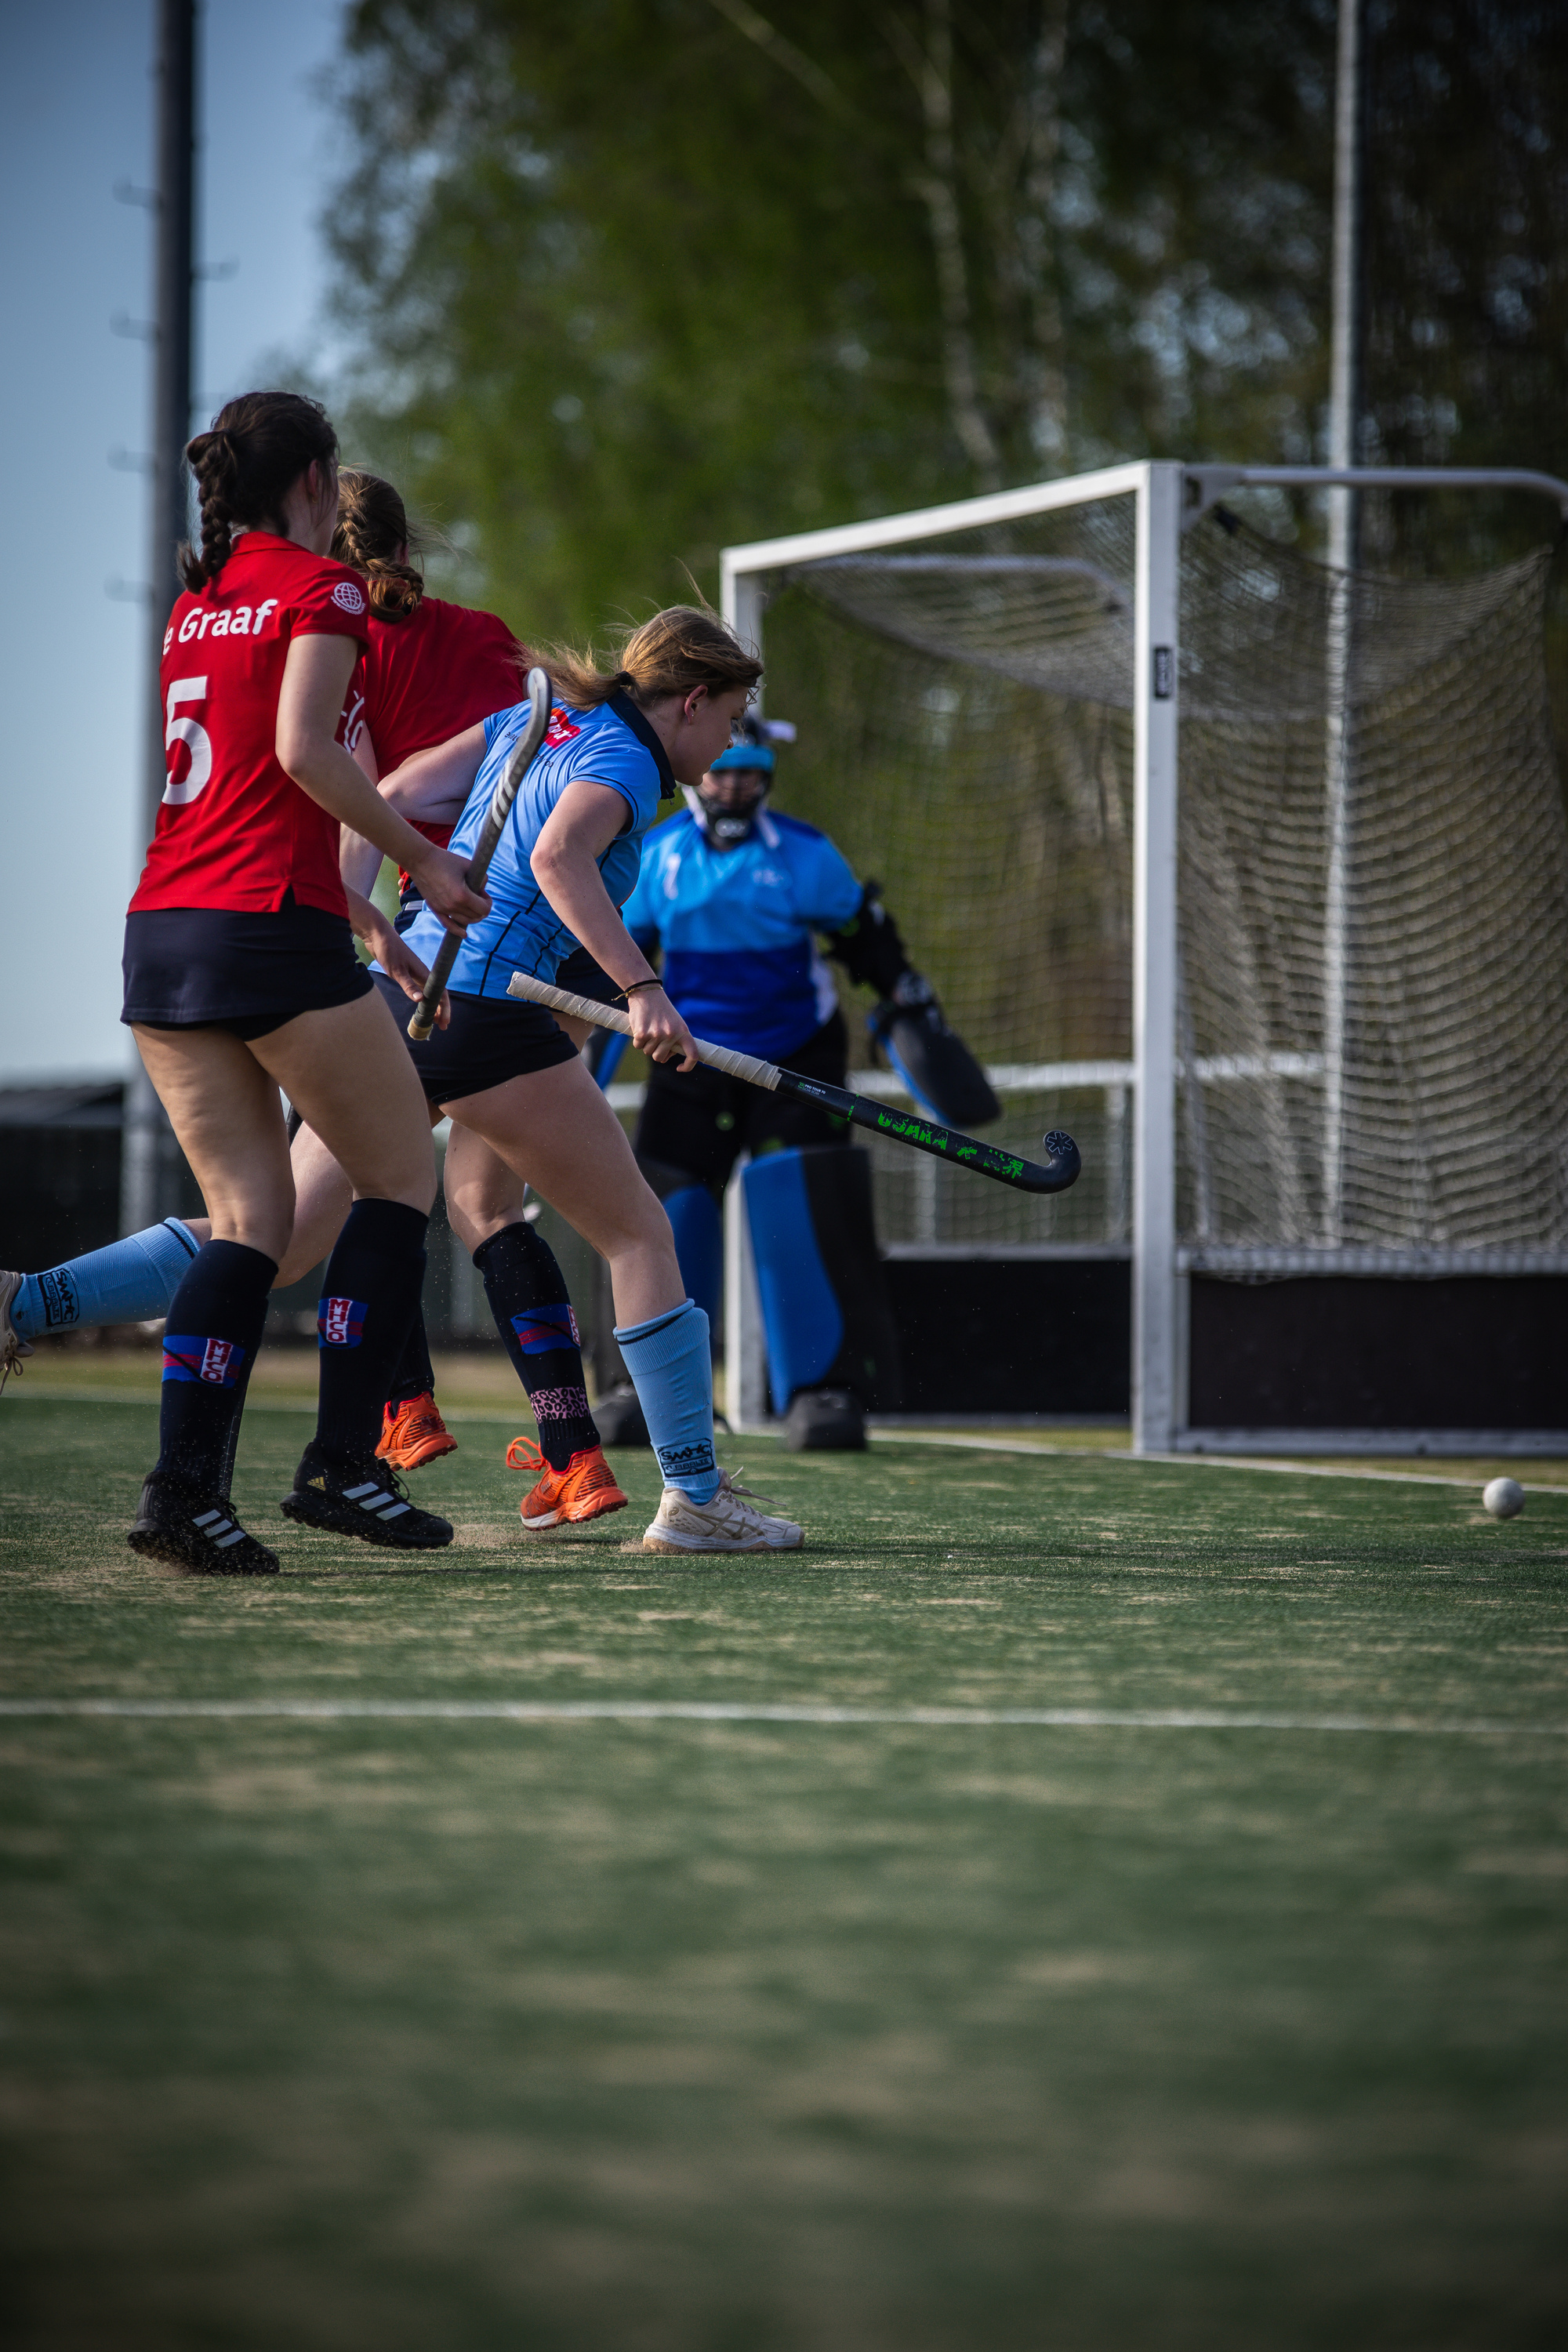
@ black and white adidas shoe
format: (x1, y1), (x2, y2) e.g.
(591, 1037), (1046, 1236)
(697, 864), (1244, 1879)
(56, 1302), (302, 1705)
(280, 1446), (454, 1549)
(127, 1471), (280, 1575)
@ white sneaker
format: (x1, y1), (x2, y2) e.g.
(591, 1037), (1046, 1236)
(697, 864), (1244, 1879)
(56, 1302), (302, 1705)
(1, 1270), (32, 1394)
(642, 1467), (804, 1554)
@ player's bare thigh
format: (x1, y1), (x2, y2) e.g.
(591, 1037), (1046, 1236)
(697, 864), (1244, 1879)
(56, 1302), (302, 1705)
(443, 1055), (676, 1276)
(130, 1024), (296, 1261)
(252, 990), (436, 1215)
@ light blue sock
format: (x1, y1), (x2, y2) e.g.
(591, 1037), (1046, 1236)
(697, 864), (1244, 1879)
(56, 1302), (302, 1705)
(613, 1299), (721, 1504)
(12, 1218), (201, 1341)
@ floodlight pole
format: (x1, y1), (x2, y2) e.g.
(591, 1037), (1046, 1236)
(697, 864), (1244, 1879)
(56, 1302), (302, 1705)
(121, 0), (197, 1239)
(1131, 463), (1183, 1454)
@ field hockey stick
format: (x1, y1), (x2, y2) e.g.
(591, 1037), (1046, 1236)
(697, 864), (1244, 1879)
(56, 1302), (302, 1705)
(506, 972), (1082, 1196)
(407, 666), (553, 1042)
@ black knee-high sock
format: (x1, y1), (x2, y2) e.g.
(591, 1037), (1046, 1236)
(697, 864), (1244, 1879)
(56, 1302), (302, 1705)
(156, 1240), (276, 1492)
(386, 1307), (436, 1409)
(217, 1352), (256, 1498)
(474, 1221), (599, 1472)
(314, 1200), (429, 1464)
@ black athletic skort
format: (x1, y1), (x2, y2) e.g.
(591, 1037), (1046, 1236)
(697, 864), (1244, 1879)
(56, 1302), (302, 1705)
(374, 974), (579, 1103)
(635, 1010), (851, 1192)
(122, 898), (372, 1040)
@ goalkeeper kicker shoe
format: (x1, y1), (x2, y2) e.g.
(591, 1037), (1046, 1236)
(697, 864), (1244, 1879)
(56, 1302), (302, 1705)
(376, 1392), (459, 1472)
(506, 1436), (628, 1530)
(1, 1269), (33, 1393)
(127, 1471), (279, 1575)
(281, 1446), (453, 1549)
(642, 1468), (804, 1555)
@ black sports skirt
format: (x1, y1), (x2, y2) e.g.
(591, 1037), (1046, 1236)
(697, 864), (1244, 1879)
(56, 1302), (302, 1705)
(122, 900), (372, 1041)
(373, 974), (579, 1103)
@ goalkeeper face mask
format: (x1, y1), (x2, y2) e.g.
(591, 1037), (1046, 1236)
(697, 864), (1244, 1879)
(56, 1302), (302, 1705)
(687, 742), (775, 848)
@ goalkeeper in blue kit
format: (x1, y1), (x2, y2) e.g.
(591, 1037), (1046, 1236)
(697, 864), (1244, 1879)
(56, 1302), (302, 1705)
(619, 718), (996, 1445)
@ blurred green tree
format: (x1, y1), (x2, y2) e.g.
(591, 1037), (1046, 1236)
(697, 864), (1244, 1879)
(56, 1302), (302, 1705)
(328, 0), (1335, 637)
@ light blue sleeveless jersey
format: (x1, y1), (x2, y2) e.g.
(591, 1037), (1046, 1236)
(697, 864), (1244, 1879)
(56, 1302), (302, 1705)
(395, 693), (674, 1000)
(621, 807), (862, 1061)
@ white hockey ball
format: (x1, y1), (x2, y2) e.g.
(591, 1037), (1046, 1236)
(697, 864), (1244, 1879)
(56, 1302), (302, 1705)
(1482, 1477), (1525, 1520)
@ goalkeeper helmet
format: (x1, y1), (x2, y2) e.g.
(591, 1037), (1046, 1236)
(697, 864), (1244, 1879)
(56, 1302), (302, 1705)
(686, 715), (796, 848)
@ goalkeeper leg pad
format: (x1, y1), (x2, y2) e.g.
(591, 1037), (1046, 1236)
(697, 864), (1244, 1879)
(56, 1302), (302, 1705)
(662, 1184), (723, 1328)
(742, 1147), (902, 1414)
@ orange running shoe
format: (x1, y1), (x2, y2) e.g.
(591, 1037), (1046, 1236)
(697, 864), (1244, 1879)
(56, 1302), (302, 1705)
(376, 1393), (459, 1472)
(506, 1435), (629, 1530)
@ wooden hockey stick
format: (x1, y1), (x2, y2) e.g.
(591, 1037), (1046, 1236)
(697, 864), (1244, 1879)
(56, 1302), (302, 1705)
(506, 971), (1081, 1196)
(407, 666), (553, 1042)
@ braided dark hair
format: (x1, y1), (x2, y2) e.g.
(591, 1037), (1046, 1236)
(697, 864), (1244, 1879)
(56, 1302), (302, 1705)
(332, 469), (426, 622)
(180, 391), (339, 590)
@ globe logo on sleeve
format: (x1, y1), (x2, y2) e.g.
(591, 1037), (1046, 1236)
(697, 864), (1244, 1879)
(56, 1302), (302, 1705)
(332, 581), (368, 613)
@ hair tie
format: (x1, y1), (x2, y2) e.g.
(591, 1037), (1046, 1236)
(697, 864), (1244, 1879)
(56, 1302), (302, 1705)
(611, 670), (635, 690)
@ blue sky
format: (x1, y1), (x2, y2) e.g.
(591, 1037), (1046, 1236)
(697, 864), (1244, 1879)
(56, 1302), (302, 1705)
(0, 0), (349, 1081)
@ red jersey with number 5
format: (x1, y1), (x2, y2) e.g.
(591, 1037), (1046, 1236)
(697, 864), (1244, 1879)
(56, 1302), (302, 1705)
(129, 533), (372, 916)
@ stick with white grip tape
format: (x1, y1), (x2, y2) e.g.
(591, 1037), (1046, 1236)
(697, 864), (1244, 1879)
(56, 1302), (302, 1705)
(506, 971), (1082, 1196)
(407, 666), (553, 1043)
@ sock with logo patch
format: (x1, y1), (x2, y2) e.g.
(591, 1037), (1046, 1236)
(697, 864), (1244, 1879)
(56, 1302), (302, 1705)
(313, 1200), (430, 1465)
(385, 1307), (437, 1410)
(474, 1221), (599, 1472)
(154, 1240), (276, 1491)
(612, 1301), (720, 1504)
(13, 1218), (201, 1342)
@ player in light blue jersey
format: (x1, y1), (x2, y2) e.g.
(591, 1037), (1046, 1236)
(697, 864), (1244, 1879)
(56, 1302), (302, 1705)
(620, 717), (996, 1447)
(356, 606), (804, 1553)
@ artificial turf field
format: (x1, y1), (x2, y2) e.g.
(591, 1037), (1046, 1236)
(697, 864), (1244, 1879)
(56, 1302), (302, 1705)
(2, 1392), (1566, 2350)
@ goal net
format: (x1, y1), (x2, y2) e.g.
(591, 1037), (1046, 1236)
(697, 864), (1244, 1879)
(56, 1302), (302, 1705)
(755, 493), (1568, 1274)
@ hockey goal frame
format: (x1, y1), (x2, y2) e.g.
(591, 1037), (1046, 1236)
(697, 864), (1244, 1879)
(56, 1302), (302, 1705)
(720, 462), (1568, 1456)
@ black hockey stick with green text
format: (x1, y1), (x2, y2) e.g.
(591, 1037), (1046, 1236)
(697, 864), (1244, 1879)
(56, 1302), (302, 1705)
(506, 971), (1081, 1196)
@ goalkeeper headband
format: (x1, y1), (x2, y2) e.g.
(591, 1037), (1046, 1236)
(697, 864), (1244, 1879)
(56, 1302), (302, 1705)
(709, 742), (775, 775)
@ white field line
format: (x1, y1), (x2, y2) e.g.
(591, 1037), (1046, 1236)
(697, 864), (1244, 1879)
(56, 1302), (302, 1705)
(864, 1430), (1568, 1494)
(10, 1391), (1568, 1491)
(0, 1698), (1561, 1737)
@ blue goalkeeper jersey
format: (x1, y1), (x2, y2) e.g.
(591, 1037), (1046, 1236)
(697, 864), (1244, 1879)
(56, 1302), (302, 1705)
(621, 807), (863, 1061)
(395, 692), (674, 1000)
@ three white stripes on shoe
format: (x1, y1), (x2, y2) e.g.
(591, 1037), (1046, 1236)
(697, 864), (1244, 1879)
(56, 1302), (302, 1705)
(343, 1480), (411, 1521)
(191, 1508), (246, 1552)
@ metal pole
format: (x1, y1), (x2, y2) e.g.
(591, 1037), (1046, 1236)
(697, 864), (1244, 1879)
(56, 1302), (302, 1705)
(1321, 0), (1367, 1242)
(121, 0), (196, 1237)
(1327, 0), (1366, 557)
(718, 561), (771, 1425)
(1131, 463), (1182, 1454)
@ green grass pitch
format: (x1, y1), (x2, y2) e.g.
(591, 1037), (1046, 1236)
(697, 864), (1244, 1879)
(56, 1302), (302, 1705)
(2, 1394), (1566, 2349)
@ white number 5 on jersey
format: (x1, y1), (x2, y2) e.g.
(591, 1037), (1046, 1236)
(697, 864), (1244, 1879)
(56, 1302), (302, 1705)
(164, 677), (212, 804)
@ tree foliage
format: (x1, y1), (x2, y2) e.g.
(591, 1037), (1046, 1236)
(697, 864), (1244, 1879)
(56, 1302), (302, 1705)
(326, 2), (1568, 637)
(327, 0), (1336, 637)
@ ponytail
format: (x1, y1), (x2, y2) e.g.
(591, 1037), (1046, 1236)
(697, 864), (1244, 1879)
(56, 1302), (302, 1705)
(180, 390), (339, 590)
(543, 605), (761, 713)
(332, 468), (426, 622)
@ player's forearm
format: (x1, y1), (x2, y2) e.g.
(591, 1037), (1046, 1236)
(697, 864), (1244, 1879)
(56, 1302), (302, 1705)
(284, 739), (443, 875)
(531, 844), (655, 991)
(376, 731), (483, 824)
(339, 825), (385, 902)
(342, 884), (387, 951)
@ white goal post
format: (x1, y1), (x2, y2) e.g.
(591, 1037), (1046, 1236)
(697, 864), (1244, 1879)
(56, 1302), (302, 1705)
(719, 461), (1568, 1454)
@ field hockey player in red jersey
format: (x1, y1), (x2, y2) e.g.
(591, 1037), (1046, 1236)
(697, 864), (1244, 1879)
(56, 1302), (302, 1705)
(3, 466), (620, 1528)
(120, 391), (489, 1573)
